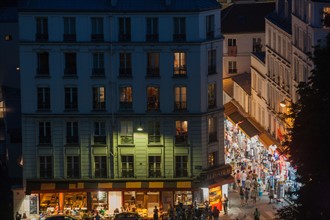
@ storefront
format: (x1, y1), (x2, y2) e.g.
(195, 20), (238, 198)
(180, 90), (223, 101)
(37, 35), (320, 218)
(22, 180), (202, 219)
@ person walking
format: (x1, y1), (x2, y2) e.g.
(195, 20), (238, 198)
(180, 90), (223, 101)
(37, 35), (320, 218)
(222, 194), (229, 215)
(212, 206), (220, 220)
(15, 211), (22, 220)
(239, 186), (245, 206)
(253, 208), (260, 220)
(251, 187), (257, 205)
(154, 206), (159, 220)
(269, 187), (275, 204)
(244, 187), (250, 205)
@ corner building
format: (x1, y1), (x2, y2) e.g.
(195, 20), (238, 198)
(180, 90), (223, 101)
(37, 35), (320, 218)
(18, 0), (228, 218)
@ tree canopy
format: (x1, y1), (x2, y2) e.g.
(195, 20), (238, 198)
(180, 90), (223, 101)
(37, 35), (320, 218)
(277, 34), (330, 219)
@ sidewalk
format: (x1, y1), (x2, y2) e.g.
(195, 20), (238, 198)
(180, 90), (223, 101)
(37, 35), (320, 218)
(219, 189), (288, 220)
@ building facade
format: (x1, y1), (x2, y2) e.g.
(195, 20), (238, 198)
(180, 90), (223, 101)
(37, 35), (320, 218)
(17, 0), (228, 218)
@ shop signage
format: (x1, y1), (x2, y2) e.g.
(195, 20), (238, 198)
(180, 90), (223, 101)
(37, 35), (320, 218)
(204, 165), (232, 181)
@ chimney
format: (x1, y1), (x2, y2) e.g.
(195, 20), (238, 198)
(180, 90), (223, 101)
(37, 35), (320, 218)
(165, 0), (171, 6)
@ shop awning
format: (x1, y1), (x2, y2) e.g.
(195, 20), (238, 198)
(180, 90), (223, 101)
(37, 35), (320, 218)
(224, 102), (260, 138)
(258, 133), (274, 148)
(209, 175), (235, 188)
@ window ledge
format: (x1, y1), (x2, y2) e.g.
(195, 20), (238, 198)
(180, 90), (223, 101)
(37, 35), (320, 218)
(35, 75), (51, 79)
(65, 144), (79, 147)
(147, 144), (163, 147)
(90, 75), (106, 79)
(37, 144), (53, 147)
(63, 75), (78, 79)
(174, 143), (189, 147)
(118, 144), (135, 147)
(92, 144), (107, 147)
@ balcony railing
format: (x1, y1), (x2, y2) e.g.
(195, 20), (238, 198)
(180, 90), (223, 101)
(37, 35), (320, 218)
(63, 34), (76, 42)
(175, 134), (188, 144)
(36, 33), (48, 41)
(148, 135), (161, 144)
(120, 135), (134, 144)
(228, 68), (237, 74)
(119, 101), (133, 110)
(174, 101), (187, 110)
(146, 34), (159, 42)
(64, 67), (77, 76)
(228, 46), (237, 57)
(149, 170), (161, 178)
(92, 68), (105, 76)
(91, 34), (104, 41)
(66, 136), (79, 144)
(37, 68), (49, 76)
(147, 100), (160, 111)
(173, 67), (187, 76)
(119, 33), (131, 42)
(173, 34), (186, 41)
(119, 68), (132, 77)
(146, 68), (160, 77)
(122, 170), (134, 178)
(94, 136), (106, 144)
(37, 103), (50, 110)
(208, 99), (216, 109)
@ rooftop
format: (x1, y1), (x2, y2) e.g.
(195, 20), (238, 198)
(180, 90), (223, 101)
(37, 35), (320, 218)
(18, 0), (221, 12)
(221, 1), (275, 34)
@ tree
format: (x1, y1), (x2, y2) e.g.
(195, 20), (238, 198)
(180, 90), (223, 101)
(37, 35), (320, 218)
(277, 34), (330, 219)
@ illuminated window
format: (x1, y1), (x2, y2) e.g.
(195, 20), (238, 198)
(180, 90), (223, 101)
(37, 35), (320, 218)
(119, 86), (133, 109)
(228, 61), (237, 74)
(208, 83), (216, 109)
(4, 35), (12, 41)
(147, 52), (160, 77)
(147, 86), (160, 111)
(174, 86), (187, 110)
(208, 151), (218, 167)
(173, 52), (186, 76)
(175, 120), (188, 144)
(323, 7), (330, 27)
(92, 86), (105, 110)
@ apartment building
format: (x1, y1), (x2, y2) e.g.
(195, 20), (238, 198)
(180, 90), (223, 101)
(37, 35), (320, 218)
(16, 0), (229, 218)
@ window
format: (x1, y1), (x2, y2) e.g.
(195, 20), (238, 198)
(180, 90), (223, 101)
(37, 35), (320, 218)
(228, 61), (237, 74)
(147, 52), (160, 77)
(94, 156), (107, 178)
(253, 38), (262, 52)
(147, 86), (160, 111)
(36, 17), (48, 41)
(39, 121), (51, 144)
(65, 87), (78, 110)
(208, 83), (216, 109)
(228, 39), (237, 56)
(208, 151), (218, 167)
(228, 39), (236, 46)
(91, 17), (104, 41)
(208, 49), (217, 75)
(66, 122), (78, 144)
(206, 15), (215, 39)
(173, 52), (186, 76)
(173, 17), (186, 41)
(37, 52), (49, 76)
(208, 117), (217, 143)
(67, 156), (79, 178)
(120, 120), (133, 144)
(94, 121), (106, 144)
(37, 87), (50, 110)
(92, 86), (105, 110)
(175, 120), (188, 144)
(119, 17), (131, 42)
(148, 120), (160, 144)
(174, 86), (187, 110)
(119, 53), (132, 77)
(63, 17), (76, 41)
(4, 35), (12, 41)
(64, 53), (77, 76)
(119, 86), (133, 109)
(149, 156), (161, 177)
(39, 156), (52, 178)
(92, 53), (105, 76)
(121, 156), (134, 178)
(175, 156), (188, 177)
(323, 7), (330, 27)
(146, 18), (158, 41)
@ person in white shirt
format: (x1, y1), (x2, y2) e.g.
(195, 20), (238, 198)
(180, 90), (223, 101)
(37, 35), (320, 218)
(241, 171), (247, 187)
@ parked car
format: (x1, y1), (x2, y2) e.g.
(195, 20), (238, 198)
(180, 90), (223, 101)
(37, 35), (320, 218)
(45, 215), (77, 220)
(114, 212), (141, 220)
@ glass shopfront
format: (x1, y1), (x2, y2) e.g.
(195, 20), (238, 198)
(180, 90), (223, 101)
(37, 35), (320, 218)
(91, 191), (108, 211)
(64, 192), (87, 211)
(174, 191), (192, 206)
(209, 186), (221, 211)
(39, 193), (59, 213)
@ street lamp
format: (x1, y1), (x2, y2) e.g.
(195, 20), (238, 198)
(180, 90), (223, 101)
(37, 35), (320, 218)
(136, 122), (143, 131)
(280, 100), (286, 108)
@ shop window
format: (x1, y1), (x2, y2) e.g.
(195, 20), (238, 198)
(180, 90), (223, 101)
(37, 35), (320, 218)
(174, 86), (187, 111)
(91, 191), (107, 210)
(94, 156), (107, 178)
(208, 117), (217, 143)
(208, 83), (216, 109)
(122, 155), (134, 178)
(148, 120), (161, 144)
(39, 156), (52, 178)
(173, 52), (187, 76)
(147, 86), (160, 111)
(119, 86), (133, 110)
(120, 120), (133, 144)
(94, 121), (106, 144)
(30, 194), (38, 214)
(175, 156), (188, 177)
(174, 191), (192, 206)
(64, 192), (87, 211)
(175, 121), (188, 144)
(148, 156), (161, 177)
(39, 193), (59, 213)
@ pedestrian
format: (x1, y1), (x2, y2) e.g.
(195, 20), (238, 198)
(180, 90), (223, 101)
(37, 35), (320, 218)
(222, 194), (229, 215)
(95, 212), (101, 220)
(22, 213), (27, 219)
(269, 187), (274, 204)
(212, 206), (219, 220)
(241, 170), (247, 187)
(153, 206), (159, 220)
(168, 204), (175, 220)
(239, 186), (245, 206)
(15, 211), (22, 220)
(244, 187), (250, 205)
(253, 208), (260, 220)
(251, 188), (257, 205)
